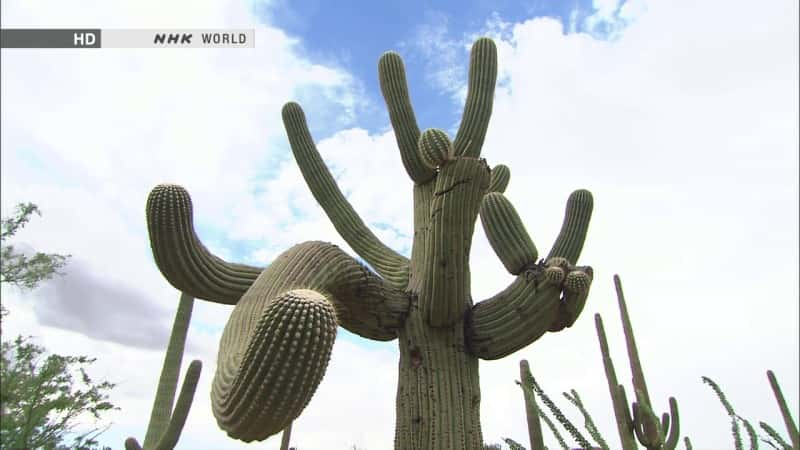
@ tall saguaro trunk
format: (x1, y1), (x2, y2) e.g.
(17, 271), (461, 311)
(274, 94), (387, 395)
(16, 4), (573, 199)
(145, 37), (595, 449)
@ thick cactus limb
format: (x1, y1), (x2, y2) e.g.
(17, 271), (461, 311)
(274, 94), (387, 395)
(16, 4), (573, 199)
(453, 38), (498, 158)
(420, 157), (490, 327)
(546, 189), (594, 264)
(378, 51), (436, 184)
(213, 289), (337, 441)
(767, 370), (800, 449)
(143, 293), (195, 448)
(467, 190), (593, 359)
(146, 185), (263, 305)
(518, 360), (546, 450)
(594, 314), (638, 450)
(479, 192), (538, 275)
(487, 164), (510, 194)
(281, 102), (410, 288)
(212, 242), (408, 441)
(465, 259), (591, 359)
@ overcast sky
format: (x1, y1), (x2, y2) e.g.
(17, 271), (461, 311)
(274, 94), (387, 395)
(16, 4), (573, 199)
(1, 0), (798, 449)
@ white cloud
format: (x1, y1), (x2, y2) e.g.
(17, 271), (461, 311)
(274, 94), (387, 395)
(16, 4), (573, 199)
(2, 0), (798, 449)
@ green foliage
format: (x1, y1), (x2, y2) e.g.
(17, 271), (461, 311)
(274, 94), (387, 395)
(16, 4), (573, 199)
(503, 437), (528, 450)
(1, 202), (115, 450)
(563, 390), (609, 450)
(1, 202), (71, 291)
(703, 376), (745, 450)
(0, 335), (117, 450)
(526, 374), (593, 449)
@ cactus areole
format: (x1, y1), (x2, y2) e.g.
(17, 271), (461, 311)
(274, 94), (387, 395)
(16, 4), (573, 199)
(145, 37), (594, 449)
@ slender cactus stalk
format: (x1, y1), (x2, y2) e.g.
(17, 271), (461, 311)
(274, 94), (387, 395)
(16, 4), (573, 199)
(519, 360), (547, 450)
(126, 293), (202, 450)
(279, 422), (293, 450)
(594, 275), (682, 450)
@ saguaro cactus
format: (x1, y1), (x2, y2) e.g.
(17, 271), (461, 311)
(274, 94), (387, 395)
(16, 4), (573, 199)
(595, 275), (681, 450)
(145, 37), (594, 449)
(126, 293), (201, 450)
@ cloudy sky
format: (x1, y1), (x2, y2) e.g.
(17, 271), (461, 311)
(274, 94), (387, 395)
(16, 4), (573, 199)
(1, 0), (797, 449)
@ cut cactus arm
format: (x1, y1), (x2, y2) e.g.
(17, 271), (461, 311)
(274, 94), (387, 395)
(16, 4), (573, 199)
(281, 102), (410, 288)
(378, 51), (436, 184)
(452, 37), (498, 158)
(146, 185), (263, 305)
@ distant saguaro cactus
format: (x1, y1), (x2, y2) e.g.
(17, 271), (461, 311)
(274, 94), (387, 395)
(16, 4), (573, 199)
(125, 293), (201, 450)
(145, 37), (594, 449)
(595, 275), (682, 450)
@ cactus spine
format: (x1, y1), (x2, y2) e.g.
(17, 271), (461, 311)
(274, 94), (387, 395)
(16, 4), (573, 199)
(125, 293), (201, 450)
(145, 37), (594, 449)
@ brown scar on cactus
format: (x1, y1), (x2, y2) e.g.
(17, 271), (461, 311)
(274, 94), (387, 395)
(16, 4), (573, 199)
(145, 36), (594, 449)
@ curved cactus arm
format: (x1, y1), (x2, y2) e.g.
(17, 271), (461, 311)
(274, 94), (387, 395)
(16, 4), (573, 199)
(146, 185), (263, 305)
(487, 164), (510, 194)
(143, 293), (195, 448)
(281, 102), (411, 288)
(663, 397), (681, 450)
(632, 389), (664, 449)
(465, 260), (592, 360)
(479, 192), (538, 275)
(767, 370), (800, 449)
(466, 190), (593, 360)
(518, 360), (547, 450)
(213, 242), (409, 442)
(154, 360), (202, 450)
(452, 37), (498, 158)
(594, 314), (638, 450)
(378, 51), (436, 184)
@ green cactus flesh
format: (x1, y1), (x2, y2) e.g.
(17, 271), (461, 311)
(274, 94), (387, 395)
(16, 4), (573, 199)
(212, 288), (337, 441)
(145, 37), (594, 449)
(419, 128), (454, 169)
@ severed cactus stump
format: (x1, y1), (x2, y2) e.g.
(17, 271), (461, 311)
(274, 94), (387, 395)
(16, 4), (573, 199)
(145, 37), (594, 449)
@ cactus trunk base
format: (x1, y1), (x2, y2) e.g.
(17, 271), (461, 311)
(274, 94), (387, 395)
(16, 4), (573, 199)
(395, 309), (483, 449)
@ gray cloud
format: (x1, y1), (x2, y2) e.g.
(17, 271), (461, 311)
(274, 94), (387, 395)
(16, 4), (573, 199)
(31, 258), (179, 351)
